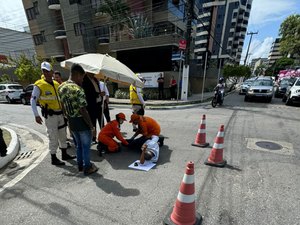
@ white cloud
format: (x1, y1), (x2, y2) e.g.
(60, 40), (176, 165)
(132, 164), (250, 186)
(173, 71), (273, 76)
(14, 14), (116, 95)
(249, 0), (297, 28)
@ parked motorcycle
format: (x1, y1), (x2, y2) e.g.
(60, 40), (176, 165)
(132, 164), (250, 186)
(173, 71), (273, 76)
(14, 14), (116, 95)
(211, 87), (224, 108)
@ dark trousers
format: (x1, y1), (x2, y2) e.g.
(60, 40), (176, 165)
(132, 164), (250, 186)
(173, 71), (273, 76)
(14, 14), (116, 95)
(103, 101), (111, 123)
(0, 128), (7, 157)
(158, 88), (164, 100)
(170, 86), (176, 99)
(87, 102), (103, 141)
(127, 136), (149, 151)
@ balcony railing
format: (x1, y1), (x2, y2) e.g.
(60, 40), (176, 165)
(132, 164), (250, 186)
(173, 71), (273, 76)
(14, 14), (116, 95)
(54, 30), (66, 39)
(98, 37), (109, 45)
(48, 0), (60, 10)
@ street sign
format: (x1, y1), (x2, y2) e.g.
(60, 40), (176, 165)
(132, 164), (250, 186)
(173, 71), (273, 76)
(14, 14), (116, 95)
(171, 53), (185, 61)
(179, 39), (186, 50)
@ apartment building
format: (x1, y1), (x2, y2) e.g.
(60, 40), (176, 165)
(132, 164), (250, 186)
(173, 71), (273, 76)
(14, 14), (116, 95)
(22, 0), (186, 73)
(195, 0), (252, 65)
(268, 38), (282, 66)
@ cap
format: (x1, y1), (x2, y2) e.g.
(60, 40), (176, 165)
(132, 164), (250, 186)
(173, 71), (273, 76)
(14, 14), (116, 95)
(117, 113), (126, 121)
(129, 114), (141, 123)
(41, 61), (52, 71)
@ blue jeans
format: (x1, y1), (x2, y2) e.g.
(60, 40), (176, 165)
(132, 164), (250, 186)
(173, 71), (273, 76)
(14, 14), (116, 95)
(72, 130), (92, 169)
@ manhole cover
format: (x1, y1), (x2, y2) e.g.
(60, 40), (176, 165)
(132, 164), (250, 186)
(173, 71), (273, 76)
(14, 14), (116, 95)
(16, 151), (34, 160)
(255, 141), (282, 150)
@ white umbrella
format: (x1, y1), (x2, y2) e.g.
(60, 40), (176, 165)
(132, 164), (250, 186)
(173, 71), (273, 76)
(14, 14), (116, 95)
(60, 53), (144, 88)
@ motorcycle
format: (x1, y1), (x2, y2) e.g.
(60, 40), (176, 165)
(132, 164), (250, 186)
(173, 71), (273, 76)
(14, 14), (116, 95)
(211, 87), (224, 108)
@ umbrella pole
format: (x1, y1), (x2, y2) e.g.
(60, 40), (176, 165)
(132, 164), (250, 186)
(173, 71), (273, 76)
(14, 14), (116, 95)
(100, 78), (107, 129)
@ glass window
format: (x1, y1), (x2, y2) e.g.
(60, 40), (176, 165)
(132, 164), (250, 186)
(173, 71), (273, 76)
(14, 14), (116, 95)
(26, 7), (36, 20)
(33, 1), (39, 15)
(295, 80), (300, 86)
(40, 31), (46, 42)
(8, 85), (23, 90)
(33, 34), (43, 45)
(74, 23), (86, 36)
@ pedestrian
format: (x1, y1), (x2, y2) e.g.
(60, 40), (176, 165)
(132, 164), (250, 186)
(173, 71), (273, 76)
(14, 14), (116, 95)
(139, 135), (160, 164)
(82, 72), (105, 144)
(157, 73), (164, 100)
(30, 61), (75, 166)
(169, 75), (177, 100)
(97, 112), (128, 154)
(99, 80), (111, 124)
(129, 74), (146, 131)
(53, 71), (63, 84)
(58, 63), (98, 175)
(127, 114), (164, 151)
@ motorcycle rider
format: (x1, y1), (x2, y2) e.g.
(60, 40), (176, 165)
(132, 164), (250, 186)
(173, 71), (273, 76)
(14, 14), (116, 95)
(214, 77), (225, 102)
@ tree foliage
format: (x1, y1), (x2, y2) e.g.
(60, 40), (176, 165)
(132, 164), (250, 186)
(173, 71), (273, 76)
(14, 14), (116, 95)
(127, 14), (152, 39)
(279, 14), (300, 56)
(223, 65), (251, 80)
(254, 64), (267, 76)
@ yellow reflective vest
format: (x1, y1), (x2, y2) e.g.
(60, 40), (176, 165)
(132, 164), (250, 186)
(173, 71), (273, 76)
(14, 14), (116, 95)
(129, 84), (143, 105)
(34, 78), (61, 110)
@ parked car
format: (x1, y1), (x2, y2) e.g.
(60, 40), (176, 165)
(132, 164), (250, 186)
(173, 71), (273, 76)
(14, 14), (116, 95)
(244, 77), (274, 102)
(239, 78), (257, 95)
(0, 83), (23, 103)
(282, 77), (300, 106)
(274, 77), (296, 98)
(20, 84), (34, 105)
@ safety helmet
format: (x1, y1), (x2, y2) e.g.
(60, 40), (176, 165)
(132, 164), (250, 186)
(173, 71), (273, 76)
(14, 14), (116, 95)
(219, 77), (224, 83)
(129, 114), (141, 123)
(117, 113), (126, 121)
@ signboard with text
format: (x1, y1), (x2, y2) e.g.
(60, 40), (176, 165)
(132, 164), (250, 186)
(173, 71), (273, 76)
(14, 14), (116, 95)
(139, 72), (163, 88)
(179, 39), (186, 50)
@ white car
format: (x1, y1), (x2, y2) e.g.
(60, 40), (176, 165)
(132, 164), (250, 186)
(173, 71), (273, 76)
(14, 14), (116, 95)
(0, 83), (24, 103)
(282, 77), (300, 106)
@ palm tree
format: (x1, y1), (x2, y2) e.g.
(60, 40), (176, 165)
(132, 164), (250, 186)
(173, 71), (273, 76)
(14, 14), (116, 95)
(127, 14), (152, 39)
(96, 0), (130, 41)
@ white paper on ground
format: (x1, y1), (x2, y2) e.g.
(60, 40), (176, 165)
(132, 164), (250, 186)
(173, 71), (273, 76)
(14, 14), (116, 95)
(128, 160), (156, 171)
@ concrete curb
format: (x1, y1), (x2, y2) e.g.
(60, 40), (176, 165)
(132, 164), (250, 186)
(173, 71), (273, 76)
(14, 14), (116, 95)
(0, 127), (20, 169)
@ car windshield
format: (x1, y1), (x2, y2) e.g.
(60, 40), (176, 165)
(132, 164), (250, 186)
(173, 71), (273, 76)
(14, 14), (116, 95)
(8, 85), (23, 90)
(295, 79), (300, 86)
(280, 80), (290, 85)
(252, 80), (273, 86)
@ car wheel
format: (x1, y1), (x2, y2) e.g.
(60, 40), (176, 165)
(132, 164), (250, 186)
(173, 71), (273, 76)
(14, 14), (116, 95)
(282, 95), (287, 102)
(267, 97), (272, 103)
(6, 96), (12, 104)
(285, 93), (293, 106)
(21, 97), (27, 105)
(244, 95), (249, 102)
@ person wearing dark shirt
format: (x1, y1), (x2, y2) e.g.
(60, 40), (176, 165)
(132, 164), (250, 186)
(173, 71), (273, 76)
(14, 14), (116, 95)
(157, 73), (164, 100)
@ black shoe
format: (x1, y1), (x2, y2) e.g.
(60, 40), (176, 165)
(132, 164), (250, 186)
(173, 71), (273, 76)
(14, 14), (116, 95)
(158, 136), (164, 147)
(78, 165), (83, 172)
(84, 163), (98, 175)
(61, 148), (76, 160)
(51, 154), (65, 166)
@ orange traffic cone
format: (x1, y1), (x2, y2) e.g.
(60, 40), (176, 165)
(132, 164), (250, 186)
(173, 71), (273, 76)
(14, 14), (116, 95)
(192, 114), (209, 148)
(204, 125), (227, 167)
(163, 161), (202, 225)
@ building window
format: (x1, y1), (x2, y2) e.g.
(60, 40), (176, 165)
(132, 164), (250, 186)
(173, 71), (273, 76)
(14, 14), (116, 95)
(74, 22), (86, 36)
(26, 7), (36, 20)
(40, 31), (47, 42)
(70, 0), (82, 4)
(33, 1), (39, 15)
(33, 34), (44, 46)
(94, 25), (109, 38)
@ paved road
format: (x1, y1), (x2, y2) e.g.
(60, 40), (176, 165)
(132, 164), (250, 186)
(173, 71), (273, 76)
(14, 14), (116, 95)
(0, 94), (299, 225)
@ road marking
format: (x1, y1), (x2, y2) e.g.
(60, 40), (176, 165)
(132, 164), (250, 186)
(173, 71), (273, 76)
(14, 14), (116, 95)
(0, 123), (48, 193)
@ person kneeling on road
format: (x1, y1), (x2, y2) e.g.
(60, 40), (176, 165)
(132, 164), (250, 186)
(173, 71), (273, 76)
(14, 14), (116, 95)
(127, 114), (164, 151)
(97, 113), (128, 154)
(139, 135), (160, 164)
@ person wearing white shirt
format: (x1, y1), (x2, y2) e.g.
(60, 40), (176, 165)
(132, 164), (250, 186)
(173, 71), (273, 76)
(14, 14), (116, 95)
(99, 81), (111, 123)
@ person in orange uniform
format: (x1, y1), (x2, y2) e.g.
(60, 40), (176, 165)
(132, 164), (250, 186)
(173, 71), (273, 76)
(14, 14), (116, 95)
(128, 114), (163, 150)
(97, 113), (129, 153)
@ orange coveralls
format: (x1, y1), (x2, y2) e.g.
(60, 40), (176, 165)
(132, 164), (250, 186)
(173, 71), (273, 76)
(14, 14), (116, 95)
(137, 116), (161, 138)
(98, 120), (129, 152)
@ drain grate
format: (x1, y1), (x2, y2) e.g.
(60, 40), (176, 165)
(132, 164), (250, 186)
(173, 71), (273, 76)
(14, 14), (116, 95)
(255, 141), (282, 150)
(16, 151), (34, 160)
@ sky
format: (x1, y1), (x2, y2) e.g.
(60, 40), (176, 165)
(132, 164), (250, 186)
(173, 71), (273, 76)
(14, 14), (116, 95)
(0, 0), (299, 65)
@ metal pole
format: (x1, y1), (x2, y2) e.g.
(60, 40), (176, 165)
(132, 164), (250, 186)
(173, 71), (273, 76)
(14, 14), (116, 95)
(244, 31), (258, 65)
(176, 51), (183, 101)
(201, 51), (208, 102)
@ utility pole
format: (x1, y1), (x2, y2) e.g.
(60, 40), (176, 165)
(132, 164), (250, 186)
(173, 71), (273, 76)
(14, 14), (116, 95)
(181, 0), (194, 100)
(244, 31), (258, 65)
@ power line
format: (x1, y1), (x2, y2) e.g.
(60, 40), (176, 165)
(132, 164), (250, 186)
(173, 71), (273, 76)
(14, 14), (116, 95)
(244, 31), (258, 65)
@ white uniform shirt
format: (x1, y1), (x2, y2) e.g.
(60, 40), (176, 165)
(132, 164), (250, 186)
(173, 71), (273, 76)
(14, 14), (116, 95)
(99, 81), (109, 100)
(143, 135), (159, 162)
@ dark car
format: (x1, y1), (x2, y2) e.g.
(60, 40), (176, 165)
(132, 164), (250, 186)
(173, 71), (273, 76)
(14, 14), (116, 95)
(20, 84), (34, 105)
(274, 78), (295, 98)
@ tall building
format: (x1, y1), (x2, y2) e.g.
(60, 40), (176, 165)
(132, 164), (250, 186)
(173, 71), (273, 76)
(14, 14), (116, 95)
(268, 38), (282, 66)
(22, 0), (186, 73)
(195, 0), (252, 65)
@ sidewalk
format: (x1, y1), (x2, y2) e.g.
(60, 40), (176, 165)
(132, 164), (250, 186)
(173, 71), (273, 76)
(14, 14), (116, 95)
(109, 92), (215, 109)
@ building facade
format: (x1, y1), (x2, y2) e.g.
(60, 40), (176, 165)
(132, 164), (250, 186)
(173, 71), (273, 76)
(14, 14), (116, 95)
(268, 38), (282, 66)
(195, 0), (252, 65)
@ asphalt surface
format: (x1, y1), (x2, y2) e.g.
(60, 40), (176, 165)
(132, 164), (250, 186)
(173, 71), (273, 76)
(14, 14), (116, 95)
(0, 93), (299, 225)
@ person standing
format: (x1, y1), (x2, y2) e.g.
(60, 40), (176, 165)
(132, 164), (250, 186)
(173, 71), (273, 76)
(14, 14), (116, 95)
(157, 73), (164, 100)
(82, 73), (105, 143)
(58, 64), (98, 175)
(53, 71), (63, 84)
(99, 81), (111, 124)
(30, 61), (75, 166)
(169, 76), (177, 100)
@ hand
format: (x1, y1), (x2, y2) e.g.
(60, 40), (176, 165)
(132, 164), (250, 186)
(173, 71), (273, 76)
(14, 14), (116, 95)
(100, 91), (106, 97)
(35, 116), (43, 125)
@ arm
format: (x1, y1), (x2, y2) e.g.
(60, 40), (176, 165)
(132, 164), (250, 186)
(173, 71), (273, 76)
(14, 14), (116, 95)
(136, 87), (145, 105)
(139, 143), (147, 164)
(113, 125), (128, 145)
(30, 86), (43, 124)
(79, 107), (95, 135)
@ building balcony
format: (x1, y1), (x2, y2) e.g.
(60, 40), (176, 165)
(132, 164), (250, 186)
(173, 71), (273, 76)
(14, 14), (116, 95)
(108, 33), (182, 51)
(194, 48), (206, 53)
(48, 0), (60, 10)
(98, 37), (109, 45)
(198, 12), (211, 19)
(195, 39), (208, 45)
(54, 30), (66, 39)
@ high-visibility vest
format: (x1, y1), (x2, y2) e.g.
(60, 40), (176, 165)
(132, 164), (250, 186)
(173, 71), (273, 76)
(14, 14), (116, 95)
(129, 85), (143, 105)
(34, 78), (61, 110)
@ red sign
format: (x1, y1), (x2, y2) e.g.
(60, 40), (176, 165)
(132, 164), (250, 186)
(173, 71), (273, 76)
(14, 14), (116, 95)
(179, 39), (186, 50)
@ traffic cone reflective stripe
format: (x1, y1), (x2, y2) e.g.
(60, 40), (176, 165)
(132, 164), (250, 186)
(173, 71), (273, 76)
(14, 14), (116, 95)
(205, 125), (227, 167)
(192, 115), (209, 148)
(163, 161), (202, 225)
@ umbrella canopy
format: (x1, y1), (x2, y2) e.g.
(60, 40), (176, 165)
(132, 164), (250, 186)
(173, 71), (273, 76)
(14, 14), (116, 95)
(60, 53), (144, 88)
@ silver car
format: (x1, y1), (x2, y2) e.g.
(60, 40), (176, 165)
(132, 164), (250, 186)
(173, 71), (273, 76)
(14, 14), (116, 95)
(0, 83), (24, 103)
(244, 77), (274, 103)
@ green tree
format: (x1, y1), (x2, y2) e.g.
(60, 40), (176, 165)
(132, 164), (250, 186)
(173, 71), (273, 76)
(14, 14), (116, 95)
(96, 0), (130, 41)
(223, 64), (251, 90)
(0, 74), (11, 83)
(127, 14), (152, 39)
(254, 64), (267, 76)
(279, 14), (300, 56)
